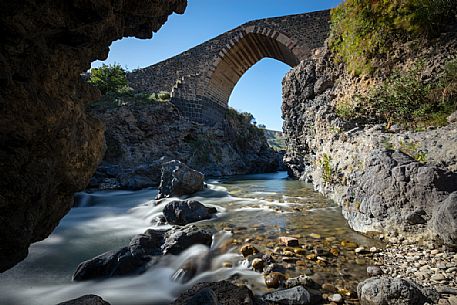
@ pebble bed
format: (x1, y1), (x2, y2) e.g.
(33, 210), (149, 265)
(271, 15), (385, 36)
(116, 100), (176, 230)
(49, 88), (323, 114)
(373, 236), (457, 305)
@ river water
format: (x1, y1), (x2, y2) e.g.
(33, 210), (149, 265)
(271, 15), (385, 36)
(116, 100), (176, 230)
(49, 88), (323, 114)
(0, 172), (381, 305)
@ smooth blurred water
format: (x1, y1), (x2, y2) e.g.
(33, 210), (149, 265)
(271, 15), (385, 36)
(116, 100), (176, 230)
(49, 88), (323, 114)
(0, 172), (379, 305)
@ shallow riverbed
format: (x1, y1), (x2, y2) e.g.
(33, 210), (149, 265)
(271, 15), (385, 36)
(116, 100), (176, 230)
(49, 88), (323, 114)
(0, 172), (381, 305)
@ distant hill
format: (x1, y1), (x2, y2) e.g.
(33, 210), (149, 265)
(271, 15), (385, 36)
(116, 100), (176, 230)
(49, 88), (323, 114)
(263, 129), (286, 151)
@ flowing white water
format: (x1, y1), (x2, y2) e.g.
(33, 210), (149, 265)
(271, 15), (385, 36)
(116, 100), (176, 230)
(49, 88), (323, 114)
(0, 172), (379, 305)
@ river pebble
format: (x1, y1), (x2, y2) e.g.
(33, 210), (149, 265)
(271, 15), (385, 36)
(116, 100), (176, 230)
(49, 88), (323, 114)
(329, 293), (343, 303)
(373, 241), (457, 304)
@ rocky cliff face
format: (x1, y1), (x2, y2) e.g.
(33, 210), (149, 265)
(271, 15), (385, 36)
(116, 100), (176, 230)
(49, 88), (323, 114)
(282, 35), (457, 247)
(0, 0), (186, 272)
(88, 101), (278, 190)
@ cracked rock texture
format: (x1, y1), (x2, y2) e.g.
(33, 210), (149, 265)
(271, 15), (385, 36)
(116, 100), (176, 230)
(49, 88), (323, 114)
(0, 0), (186, 272)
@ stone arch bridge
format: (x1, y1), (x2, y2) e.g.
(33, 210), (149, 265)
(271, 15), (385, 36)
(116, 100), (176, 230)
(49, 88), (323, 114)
(128, 10), (330, 125)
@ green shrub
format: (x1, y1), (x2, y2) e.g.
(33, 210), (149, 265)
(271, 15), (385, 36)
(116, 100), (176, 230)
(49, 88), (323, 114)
(329, 0), (457, 75)
(225, 107), (265, 151)
(398, 140), (427, 163)
(335, 101), (356, 119)
(320, 153), (333, 184)
(88, 64), (129, 95)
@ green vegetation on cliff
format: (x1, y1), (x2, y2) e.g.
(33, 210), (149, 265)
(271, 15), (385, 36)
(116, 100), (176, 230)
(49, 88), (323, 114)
(331, 0), (457, 129)
(369, 60), (457, 128)
(336, 58), (457, 129)
(329, 0), (457, 75)
(88, 64), (171, 110)
(226, 108), (265, 150)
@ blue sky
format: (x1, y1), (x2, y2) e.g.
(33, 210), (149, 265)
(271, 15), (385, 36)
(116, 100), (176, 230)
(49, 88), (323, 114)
(93, 0), (341, 130)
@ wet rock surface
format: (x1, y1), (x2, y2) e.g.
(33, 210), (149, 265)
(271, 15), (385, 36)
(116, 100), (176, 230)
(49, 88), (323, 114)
(171, 281), (255, 305)
(56, 295), (111, 305)
(0, 0), (187, 272)
(73, 225), (211, 281)
(163, 200), (216, 225)
(156, 160), (205, 199)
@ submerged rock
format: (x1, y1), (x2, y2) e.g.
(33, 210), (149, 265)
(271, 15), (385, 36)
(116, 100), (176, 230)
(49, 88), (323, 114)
(156, 160), (205, 199)
(357, 277), (438, 305)
(178, 288), (218, 305)
(73, 225), (211, 281)
(172, 281), (255, 305)
(264, 272), (287, 289)
(240, 244), (259, 257)
(56, 295), (110, 305)
(163, 200), (216, 225)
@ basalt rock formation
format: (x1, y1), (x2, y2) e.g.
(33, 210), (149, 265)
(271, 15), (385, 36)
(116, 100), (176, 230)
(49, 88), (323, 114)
(88, 101), (278, 189)
(282, 34), (457, 246)
(0, 0), (187, 272)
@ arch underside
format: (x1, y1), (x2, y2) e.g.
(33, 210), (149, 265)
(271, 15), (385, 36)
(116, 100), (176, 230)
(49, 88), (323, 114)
(205, 30), (302, 107)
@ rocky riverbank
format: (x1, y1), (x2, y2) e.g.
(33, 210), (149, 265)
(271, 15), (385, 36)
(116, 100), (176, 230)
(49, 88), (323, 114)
(282, 32), (457, 248)
(365, 233), (457, 305)
(87, 99), (278, 190)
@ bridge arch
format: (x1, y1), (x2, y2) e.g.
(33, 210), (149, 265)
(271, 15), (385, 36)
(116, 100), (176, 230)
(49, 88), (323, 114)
(203, 26), (305, 107)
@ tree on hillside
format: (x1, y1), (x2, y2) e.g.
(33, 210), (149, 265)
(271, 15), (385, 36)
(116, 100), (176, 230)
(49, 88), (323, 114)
(88, 64), (129, 95)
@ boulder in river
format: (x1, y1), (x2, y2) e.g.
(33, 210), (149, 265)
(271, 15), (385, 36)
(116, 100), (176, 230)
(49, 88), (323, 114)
(163, 200), (216, 225)
(156, 160), (205, 199)
(73, 225), (211, 281)
(56, 295), (110, 305)
(73, 246), (148, 281)
(357, 277), (439, 305)
(162, 225), (213, 255)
